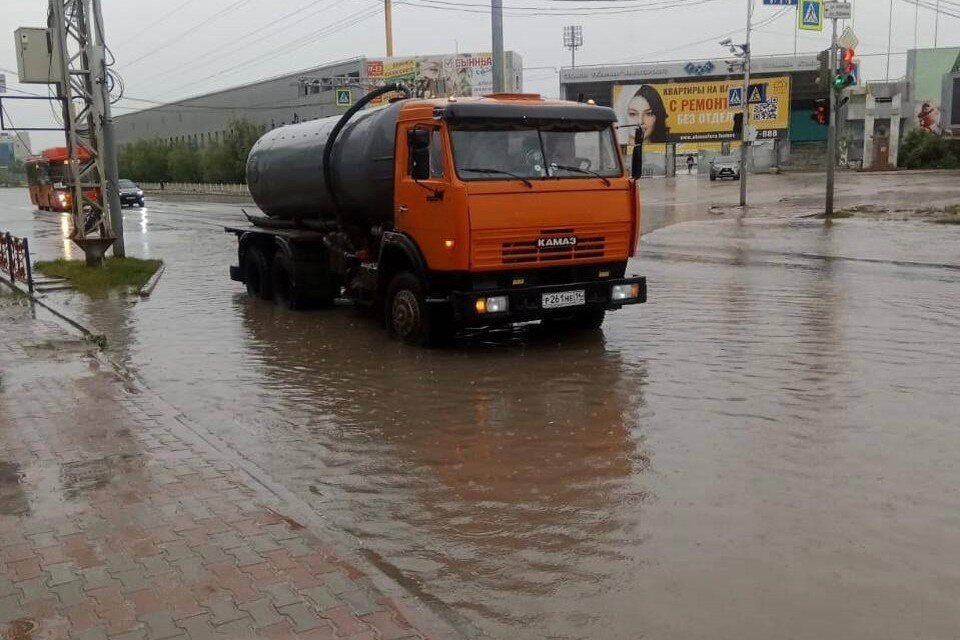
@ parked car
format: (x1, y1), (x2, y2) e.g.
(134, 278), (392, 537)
(118, 179), (145, 207)
(709, 156), (741, 181)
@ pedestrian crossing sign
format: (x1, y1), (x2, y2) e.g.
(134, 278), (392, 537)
(799, 0), (823, 31)
(335, 88), (352, 108)
(728, 87), (743, 107)
(728, 84), (767, 107)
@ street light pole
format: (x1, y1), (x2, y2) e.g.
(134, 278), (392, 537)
(826, 17), (838, 217)
(563, 25), (583, 69)
(492, 0), (505, 93)
(739, 0), (753, 208)
(384, 0), (394, 57)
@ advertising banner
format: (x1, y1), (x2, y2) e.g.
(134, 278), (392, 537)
(613, 76), (791, 148)
(366, 53), (494, 103)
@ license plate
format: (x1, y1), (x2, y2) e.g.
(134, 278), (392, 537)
(542, 290), (585, 309)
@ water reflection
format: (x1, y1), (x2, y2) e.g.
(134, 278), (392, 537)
(236, 299), (651, 632)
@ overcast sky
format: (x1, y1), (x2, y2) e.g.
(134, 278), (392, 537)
(3, 0), (958, 149)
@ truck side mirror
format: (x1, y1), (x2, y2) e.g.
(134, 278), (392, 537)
(408, 128), (431, 181)
(630, 144), (643, 179)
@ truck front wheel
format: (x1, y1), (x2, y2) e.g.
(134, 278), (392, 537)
(385, 272), (429, 345)
(244, 245), (273, 301)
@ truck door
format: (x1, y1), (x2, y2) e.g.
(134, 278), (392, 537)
(395, 122), (462, 271)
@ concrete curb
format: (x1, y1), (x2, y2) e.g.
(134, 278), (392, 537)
(0, 274), (107, 347)
(139, 262), (166, 297)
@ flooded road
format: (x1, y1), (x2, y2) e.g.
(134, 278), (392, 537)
(3, 178), (960, 639)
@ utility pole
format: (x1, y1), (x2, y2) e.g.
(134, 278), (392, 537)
(825, 16), (838, 217)
(885, 0), (893, 81)
(934, 0), (940, 47)
(739, 0), (753, 208)
(49, 0), (121, 265)
(384, 0), (394, 57)
(492, 0), (505, 93)
(563, 25), (583, 68)
(92, 0), (124, 257)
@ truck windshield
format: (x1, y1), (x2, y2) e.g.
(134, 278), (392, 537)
(450, 122), (621, 182)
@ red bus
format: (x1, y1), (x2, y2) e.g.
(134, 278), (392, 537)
(25, 147), (100, 212)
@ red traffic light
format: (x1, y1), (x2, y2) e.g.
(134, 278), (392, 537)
(842, 48), (855, 74)
(810, 99), (829, 126)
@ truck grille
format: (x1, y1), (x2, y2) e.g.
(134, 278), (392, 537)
(472, 223), (631, 269)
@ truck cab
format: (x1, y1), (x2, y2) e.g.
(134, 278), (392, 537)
(229, 92), (645, 345)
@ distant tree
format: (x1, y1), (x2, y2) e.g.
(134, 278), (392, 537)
(168, 142), (203, 182)
(118, 119), (263, 184)
(899, 129), (960, 169)
(210, 119), (264, 183)
(119, 139), (170, 182)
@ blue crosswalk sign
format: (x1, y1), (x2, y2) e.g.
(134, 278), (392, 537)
(799, 0), (823, 31)
(728, 87), (743, 107)
(729, 84), (767, 107)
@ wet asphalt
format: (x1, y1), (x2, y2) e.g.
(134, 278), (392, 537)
(2, 172), (960, 639)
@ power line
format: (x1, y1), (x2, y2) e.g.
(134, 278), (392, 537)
(110, 0), (205, 48)
(147, 3), (383, 101)
(0, 104), (36, 155)
(146, 0), (348, 85)
(396, 0), (725, 15)
(119, 0), (257, 69)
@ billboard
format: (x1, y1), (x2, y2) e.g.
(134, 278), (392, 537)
(613, 76), (791, 148)
(366, 53), (495, 102)
(907, 48), (960, 134)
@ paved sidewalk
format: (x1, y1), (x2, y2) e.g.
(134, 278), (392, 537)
(0, 291), (461, 640)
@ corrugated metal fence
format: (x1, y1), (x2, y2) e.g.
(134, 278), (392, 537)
(139, 183), (250, 196)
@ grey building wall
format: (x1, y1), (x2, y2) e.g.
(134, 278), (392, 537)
(114, 59), (365, 148)
(115, 52), (524, 148)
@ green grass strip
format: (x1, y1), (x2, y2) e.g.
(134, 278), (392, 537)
(35, 257), (163, 297)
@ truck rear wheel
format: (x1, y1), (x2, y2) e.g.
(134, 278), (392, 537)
(244, 245), (273, 301)
(271, 252), (298, 310)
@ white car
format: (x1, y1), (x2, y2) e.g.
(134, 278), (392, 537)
(709, 156), (741, 181)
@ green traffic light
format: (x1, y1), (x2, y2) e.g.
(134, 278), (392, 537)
(833, 75), (844, 89)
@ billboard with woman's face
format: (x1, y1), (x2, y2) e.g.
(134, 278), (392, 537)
(613, 77), (791, 147)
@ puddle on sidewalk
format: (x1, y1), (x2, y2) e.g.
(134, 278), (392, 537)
(60, 453), (143, 500)
(0, 461), (29, 517)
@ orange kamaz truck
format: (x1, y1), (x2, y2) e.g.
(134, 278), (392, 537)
(227, 86), (646, 345)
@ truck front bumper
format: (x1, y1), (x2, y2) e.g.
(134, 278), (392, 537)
(439, 276), (647, 324)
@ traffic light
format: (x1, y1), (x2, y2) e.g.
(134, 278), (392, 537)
(816, 48), (831, 92)
(732, 112), (743, 137)
(834, 48), (856, 91)
(811, 99), (829, 126)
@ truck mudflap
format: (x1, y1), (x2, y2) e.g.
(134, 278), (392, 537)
(436, 276), (647, 324)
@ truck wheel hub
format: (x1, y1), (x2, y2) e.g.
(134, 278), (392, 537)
(392, 290), (420, 337)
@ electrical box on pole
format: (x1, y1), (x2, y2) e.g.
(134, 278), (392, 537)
(14, 27), (62, 84)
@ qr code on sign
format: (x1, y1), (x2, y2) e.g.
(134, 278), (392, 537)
(753, 97), (779, 121)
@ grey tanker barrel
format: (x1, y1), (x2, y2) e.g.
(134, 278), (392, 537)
(245, 100), (404, 223)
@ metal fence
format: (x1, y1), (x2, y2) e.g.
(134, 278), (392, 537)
(0, 231), (34, 294)
(138, 182), (250, 196)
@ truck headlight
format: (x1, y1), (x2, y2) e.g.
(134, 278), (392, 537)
(611, 284), (640, 301)
(475, 295), (508, 314)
